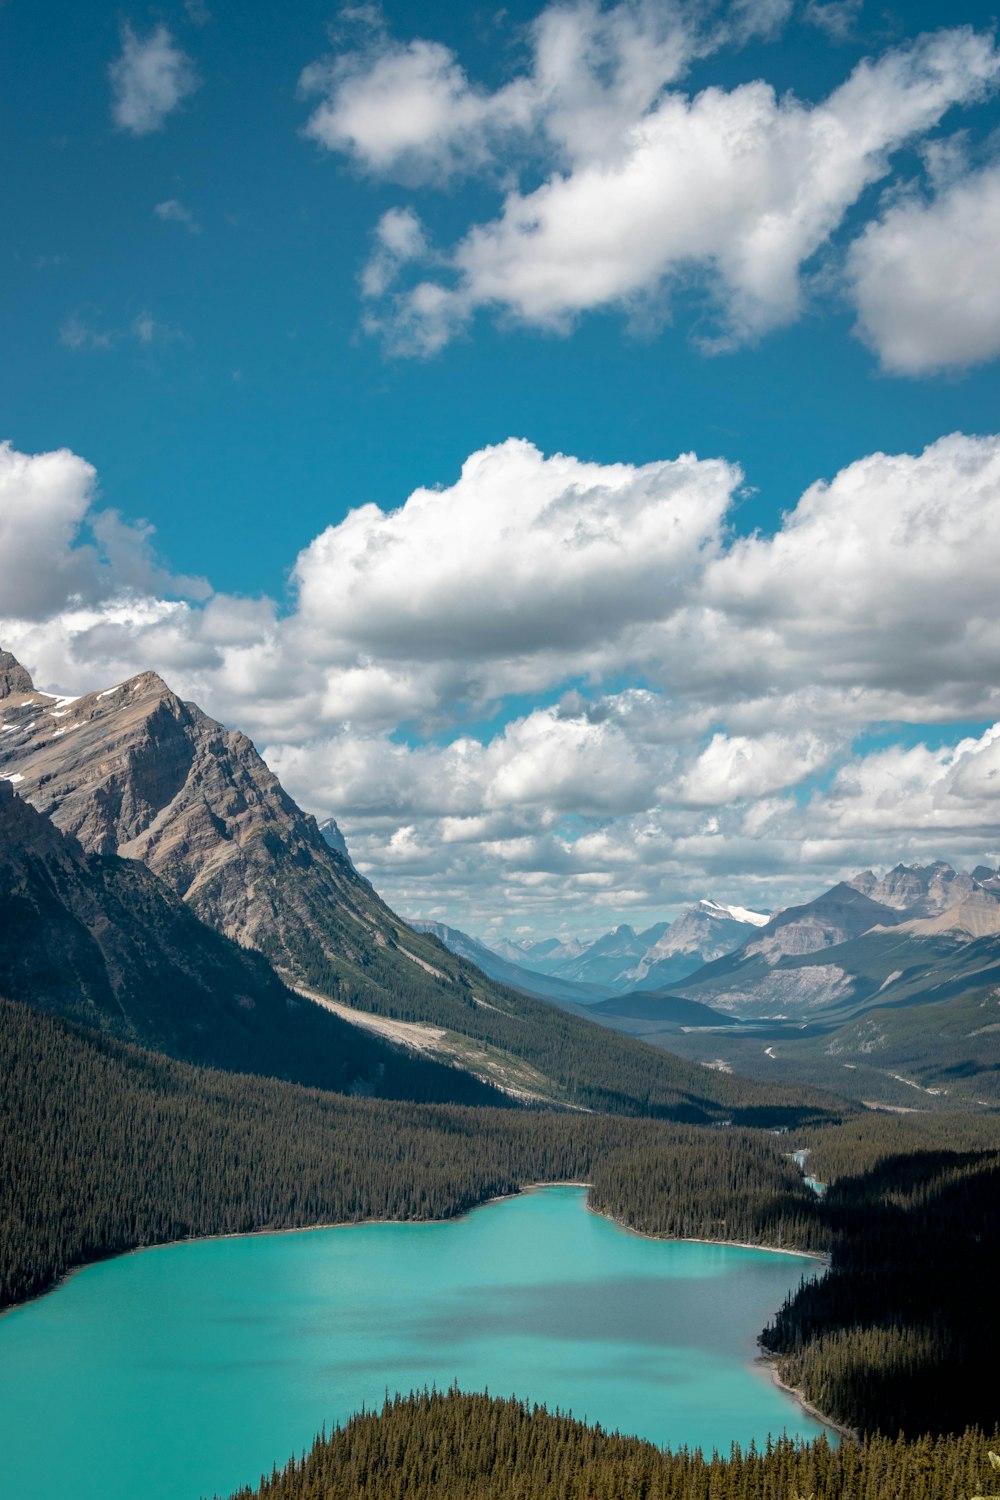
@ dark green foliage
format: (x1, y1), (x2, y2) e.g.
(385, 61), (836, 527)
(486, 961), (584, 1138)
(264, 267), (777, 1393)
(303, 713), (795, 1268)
(0, 997), (818, 1312)
(762, 1112), (1000, 1435)
(225, 1389), (1000, 1500)
(6, 995), (1000, 1444)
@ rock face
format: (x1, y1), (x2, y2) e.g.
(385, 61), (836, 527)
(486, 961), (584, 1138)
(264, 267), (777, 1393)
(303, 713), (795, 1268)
(848, 862), (978, 916)
(0, 657), (412, 990)
(672, 864), (1000, 1019)
(0, 650), (33, 698)
(737, 884), (901, 963)
(319, 817), (353, 866)
(0, 778), (503, 1106)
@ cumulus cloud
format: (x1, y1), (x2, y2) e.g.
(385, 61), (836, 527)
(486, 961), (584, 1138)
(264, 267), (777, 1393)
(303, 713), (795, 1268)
(847, 159), (1000, 373)
(0, 442), (206, 623)
(109, 24), (199, 136)
(301, 1), (697, 185)
(692, 431), (1000, 717)
(5, 432), (1000, 934)
(300, 9), (999, 354)
(292, 439), (736, 678)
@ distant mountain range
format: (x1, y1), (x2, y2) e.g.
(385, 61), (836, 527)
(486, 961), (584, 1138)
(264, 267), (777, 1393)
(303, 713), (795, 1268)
(410, 921), (611, 1004)
(419, 848), (1000, 1108)
(1, 649), (823, 1124)
(438, 899), (772, 997)
(670, 862), (1000, 1020)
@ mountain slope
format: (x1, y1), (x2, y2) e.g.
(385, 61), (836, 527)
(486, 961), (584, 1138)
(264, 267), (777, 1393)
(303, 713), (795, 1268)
(0, 780), (506, 1106)
(0, 651), (834, 1123)
(668, 871), (1000, 1020)
(411, 921), (610, 1004)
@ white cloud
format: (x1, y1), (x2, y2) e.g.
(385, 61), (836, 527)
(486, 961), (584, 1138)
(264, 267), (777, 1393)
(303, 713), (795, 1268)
(154, 199), (202, 234)
(5, 431), (1000, 934)
(693, 431), (1000, 717)
(300, 1), (697, 185)
(848, 159), (1000, 374)
(291, 438), (735, 685)
(803, 0), (861, 42)
(361, 207), (428, 298)
(109, 24), (199, 137)
(300, 10), (999, 354)
(0, 442), (206, 624)
(59, 314), (114, 352)
(0, 444), (100, 619)
(59, 308), (188, 355)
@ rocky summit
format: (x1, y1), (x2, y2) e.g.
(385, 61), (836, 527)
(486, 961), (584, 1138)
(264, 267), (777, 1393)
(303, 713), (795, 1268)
(0, 654), (411, 990)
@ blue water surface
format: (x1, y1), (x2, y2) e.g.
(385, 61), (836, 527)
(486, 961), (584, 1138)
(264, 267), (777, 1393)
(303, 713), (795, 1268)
(0, 1186), (827, 1500)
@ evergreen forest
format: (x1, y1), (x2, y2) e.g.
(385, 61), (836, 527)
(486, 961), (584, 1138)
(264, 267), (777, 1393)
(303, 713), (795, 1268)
(4, 994), (1000, 1444)
(226, 1389), (1000, 1500)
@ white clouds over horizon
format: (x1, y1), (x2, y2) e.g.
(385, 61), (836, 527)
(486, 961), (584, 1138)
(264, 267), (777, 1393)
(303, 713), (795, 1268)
(299, 7), (1000, 359)
(3, 432), (1000, 933)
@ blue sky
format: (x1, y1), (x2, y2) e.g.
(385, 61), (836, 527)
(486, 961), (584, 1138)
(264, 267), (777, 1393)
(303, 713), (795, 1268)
(3, 0), (1000, 938)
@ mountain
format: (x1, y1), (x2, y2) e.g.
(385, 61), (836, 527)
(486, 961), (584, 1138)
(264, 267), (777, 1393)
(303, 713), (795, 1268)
(410, 921), (609, 1004)
(848, 861), (979, 915)
(0, 779), (504, 1106)
(669, 867), (1000, 1021)
(0, 650), (829, 1123)
(488, 900), (770, 994)
(319, 816), (354, 866)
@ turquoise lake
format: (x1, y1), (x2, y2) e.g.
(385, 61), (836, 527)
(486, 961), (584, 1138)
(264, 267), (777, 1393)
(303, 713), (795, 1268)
(0, 1186), (828, 1500)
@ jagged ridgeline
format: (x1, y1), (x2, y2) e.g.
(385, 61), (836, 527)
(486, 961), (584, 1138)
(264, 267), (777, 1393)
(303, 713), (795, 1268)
(0, 650), (835, 1122)
(225, 1390), (1000, 1500)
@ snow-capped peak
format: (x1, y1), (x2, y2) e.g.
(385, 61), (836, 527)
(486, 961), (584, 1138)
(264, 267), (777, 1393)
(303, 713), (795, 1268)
(699, 898), (770, 927)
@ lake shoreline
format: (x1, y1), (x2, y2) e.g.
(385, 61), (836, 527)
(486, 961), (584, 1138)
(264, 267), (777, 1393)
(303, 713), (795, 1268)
(0, 1178), (829, 1317)
(759, 1355), (857, 1443)
(1, 1179), (847, 1462)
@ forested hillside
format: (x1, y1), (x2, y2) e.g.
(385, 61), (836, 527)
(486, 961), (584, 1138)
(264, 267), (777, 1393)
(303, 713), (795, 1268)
(0, 781), (507, 1109)
(4, 995), (1000, 1441)
(226, 1389), (1000, 1500)
(762, 1131), (1000, 1434)
(0, 997), (824, 1312)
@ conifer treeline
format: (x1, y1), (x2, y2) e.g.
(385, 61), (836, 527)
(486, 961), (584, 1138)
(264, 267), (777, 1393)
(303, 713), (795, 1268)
(225, 1389), (1000, 1500)
(0, 998), (816, 1312)
(295, 943), (842, 1125)
(6, 996), (1000, 1440)
(762, 1141), (1000, 1435)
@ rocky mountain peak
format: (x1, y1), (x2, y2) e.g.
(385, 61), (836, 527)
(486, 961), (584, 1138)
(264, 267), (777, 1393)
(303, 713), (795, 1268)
(0, 658), (420, 991)
(319, 816), (353, 866)
(0, 650), (34, 700)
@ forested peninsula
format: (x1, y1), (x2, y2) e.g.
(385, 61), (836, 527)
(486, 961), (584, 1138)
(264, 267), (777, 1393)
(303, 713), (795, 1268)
(224, 1390), (1000, 1500)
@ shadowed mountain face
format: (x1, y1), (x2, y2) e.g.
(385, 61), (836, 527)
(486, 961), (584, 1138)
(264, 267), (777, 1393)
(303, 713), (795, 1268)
(0, 779), (508, 1107)
(0, 660), (368, 954)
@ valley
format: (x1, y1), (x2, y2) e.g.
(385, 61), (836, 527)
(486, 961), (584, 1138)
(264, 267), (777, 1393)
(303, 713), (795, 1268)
(3, 647), (1000, 1499)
